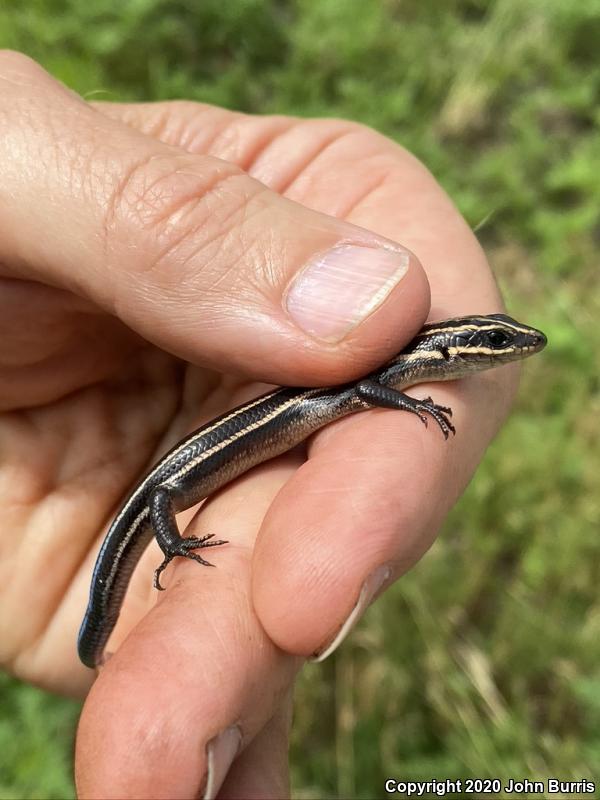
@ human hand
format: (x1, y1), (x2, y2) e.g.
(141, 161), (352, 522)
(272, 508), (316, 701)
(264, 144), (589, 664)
(0, 52), (517, 798)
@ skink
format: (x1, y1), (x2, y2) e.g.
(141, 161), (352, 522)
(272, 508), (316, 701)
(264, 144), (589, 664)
(78, 313), (546, 667)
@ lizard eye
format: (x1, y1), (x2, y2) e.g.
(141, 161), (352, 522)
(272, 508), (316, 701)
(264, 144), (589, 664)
(486, 329), (511, 348)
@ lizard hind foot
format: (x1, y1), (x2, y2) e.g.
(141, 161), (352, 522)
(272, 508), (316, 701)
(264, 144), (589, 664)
(153, 533), (229, 590)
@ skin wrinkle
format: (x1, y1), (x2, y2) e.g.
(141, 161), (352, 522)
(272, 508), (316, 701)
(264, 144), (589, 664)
(170, 171), (245, 233)
(171, 269), (273, 347)
(201, 114), (248, 164)
(156, 180), (274, 296)
(101, 150), (218, 273)
(125, 167), (197, 230)
(272, 123), (386, 206)
(180, 110), (240, 158)
(103, 100), (209, 146)
(249, 123), (357, 197)
(136, 101), (199, 146)
(55, 423), (167, 488)
(276, 123), (371, 197)
(146, 166), (256, 234)
(285, 134), (432, 217)
(182, 108), (248, 159)
(32, 383), (169, 489)
(225, 208), (289, 298)
(247, 118), (346, 186)
(2, 354), (183, 665)
(127, 172), (269, 297)
(1, 319), (76, 368)
(103, 151), (186, 241)
(143, 104), (296, 172)
(337, 170), (395, 222)
(134, 261), (240, 332)
(0, 465), (48, 512)
(219, 116), (299, 174)
(0, 329), (140, 411)
(106, 106), (358, 206)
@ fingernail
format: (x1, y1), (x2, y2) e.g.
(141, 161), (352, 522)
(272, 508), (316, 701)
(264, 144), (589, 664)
(202, 725), (242, 800)
(311, 564), (393, 662)
(286, 244), (410, 342)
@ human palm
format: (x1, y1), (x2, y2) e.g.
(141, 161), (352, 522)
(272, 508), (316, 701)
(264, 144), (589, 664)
(0, 282), (255, 690)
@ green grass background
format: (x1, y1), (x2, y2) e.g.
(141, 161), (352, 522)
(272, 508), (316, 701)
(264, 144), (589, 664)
(0, 1), (598, 797)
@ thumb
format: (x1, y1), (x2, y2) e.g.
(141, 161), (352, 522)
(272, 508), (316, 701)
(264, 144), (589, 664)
(0, 52), (429, 384)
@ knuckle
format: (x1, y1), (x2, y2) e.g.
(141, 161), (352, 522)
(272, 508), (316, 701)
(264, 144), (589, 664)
(104, 152), (266, 282)
(149, 101), (248, 157)
(0, 51), (76, 131)
(301, 117), (375, 144)
(159, 99), (207, 119)
(151, 100), (239, 150)
(0, 50), (50, 83)
(0, 51), (73, 160)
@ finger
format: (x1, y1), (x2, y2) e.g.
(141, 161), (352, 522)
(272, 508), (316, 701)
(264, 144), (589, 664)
(0, 53), (429, 387)
(213, 700), (293, 800)
(75, 454), (300, 799)
(253, 362), (516, 656)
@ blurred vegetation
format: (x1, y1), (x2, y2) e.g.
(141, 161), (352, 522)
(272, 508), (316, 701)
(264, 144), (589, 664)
(0, 0), (597, 797)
